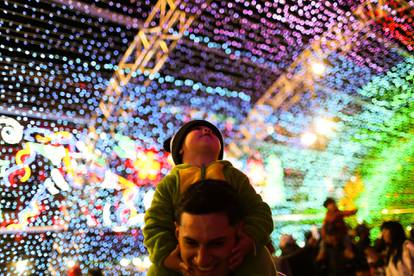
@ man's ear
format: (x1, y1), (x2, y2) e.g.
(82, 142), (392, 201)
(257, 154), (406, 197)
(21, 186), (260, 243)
(235, 222), (245, 237)
(175, 221), (179, 239)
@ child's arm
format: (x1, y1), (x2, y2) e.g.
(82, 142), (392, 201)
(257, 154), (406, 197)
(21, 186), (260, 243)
(229, 168), (274, 245)
(143, 175), (178, 267)
(340, 209), (357, 218)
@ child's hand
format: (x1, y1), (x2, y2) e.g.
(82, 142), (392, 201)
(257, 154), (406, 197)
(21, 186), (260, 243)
(163, 245), (191, 274)
(229, 231), (254, 270)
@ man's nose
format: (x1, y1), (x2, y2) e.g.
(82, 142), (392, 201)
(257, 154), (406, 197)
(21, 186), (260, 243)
(194, 247), (211, 266)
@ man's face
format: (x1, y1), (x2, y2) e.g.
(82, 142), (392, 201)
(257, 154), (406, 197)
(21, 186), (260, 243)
(176, 212), (239, 276)
(382, 228), (392, 244)
(180, 126), (221, 158)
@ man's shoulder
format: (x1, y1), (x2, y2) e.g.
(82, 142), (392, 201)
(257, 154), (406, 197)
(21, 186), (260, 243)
(404, 239), (414, 251)
(220, 160), (248, 175)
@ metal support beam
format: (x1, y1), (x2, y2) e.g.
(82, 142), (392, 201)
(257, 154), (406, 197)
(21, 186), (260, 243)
(86, 0), (197, 161)
(228, 0), (411, 158)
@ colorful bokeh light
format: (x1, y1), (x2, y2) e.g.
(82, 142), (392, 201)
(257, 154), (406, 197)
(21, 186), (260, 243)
(0, 0), (413, 274)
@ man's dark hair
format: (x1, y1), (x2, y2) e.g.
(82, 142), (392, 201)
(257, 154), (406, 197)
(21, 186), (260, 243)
(323, 197), (336, 208)
(175, 179), (246, 226)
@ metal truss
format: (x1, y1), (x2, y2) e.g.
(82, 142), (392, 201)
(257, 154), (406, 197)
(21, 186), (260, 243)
(87, 0), (196, 153)
(228, 0), (412, 157)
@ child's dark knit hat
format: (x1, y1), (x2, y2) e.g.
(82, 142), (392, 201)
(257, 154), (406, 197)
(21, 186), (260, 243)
(163, 120), (224, 165)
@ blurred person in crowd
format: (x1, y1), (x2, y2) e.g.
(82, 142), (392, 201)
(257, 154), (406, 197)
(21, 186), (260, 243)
(275, 231), (320, 276)
(354, 224), (372, 253)
(87, 268), (103, 276)
(67, 264), (82, 276)
(321, 197), (357, 263)
(364, 246), (386, 276)
(143, 120), (273, 275)
(321, 197), (357, 241)
(381, 221), (414, 276)
(359, 226), (387, 276)
(373, 236), (387, 256)
(279, 234), (300, 257)
(316, 222), (370, 276)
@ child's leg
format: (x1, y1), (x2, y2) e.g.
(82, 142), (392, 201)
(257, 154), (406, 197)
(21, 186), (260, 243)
(234, 245), (278, 276)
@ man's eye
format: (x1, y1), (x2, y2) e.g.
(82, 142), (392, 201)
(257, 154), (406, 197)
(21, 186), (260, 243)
(185, 240), (198, 247)
(209, 241), (225, 248)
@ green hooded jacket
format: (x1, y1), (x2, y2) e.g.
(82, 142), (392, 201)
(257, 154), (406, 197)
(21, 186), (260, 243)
(143, 160), (274, 270)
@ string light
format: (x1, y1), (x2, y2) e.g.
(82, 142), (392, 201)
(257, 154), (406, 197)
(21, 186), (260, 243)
(300, 131), (318, 146)
(310, 60), (326, 76)
(0, 0), (413, 274)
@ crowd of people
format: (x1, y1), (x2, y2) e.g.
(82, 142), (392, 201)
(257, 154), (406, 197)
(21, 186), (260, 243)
(273, 198), (414, 276)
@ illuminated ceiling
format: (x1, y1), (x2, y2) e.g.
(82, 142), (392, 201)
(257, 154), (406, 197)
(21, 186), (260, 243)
(0, 0), (413, 274)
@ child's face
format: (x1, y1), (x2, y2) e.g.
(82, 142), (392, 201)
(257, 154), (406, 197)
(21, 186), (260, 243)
(180, 126), (221, 158)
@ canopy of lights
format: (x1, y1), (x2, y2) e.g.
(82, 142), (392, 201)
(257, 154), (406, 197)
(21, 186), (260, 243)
(0, 0), (413, 274)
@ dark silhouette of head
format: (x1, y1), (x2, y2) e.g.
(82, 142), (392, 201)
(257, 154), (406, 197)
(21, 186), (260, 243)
(323, 197), (336, 208)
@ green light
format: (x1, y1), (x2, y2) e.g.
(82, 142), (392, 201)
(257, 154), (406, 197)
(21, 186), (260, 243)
(354, 56), (414, 226)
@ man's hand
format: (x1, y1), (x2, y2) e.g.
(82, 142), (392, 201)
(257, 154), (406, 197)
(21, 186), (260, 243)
(229, 231), (254, 270)
(163, 245), (191, 274)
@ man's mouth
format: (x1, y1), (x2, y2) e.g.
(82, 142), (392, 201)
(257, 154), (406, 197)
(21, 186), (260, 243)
(195, 265), (216, 273)
(198, 266), (214, 271)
